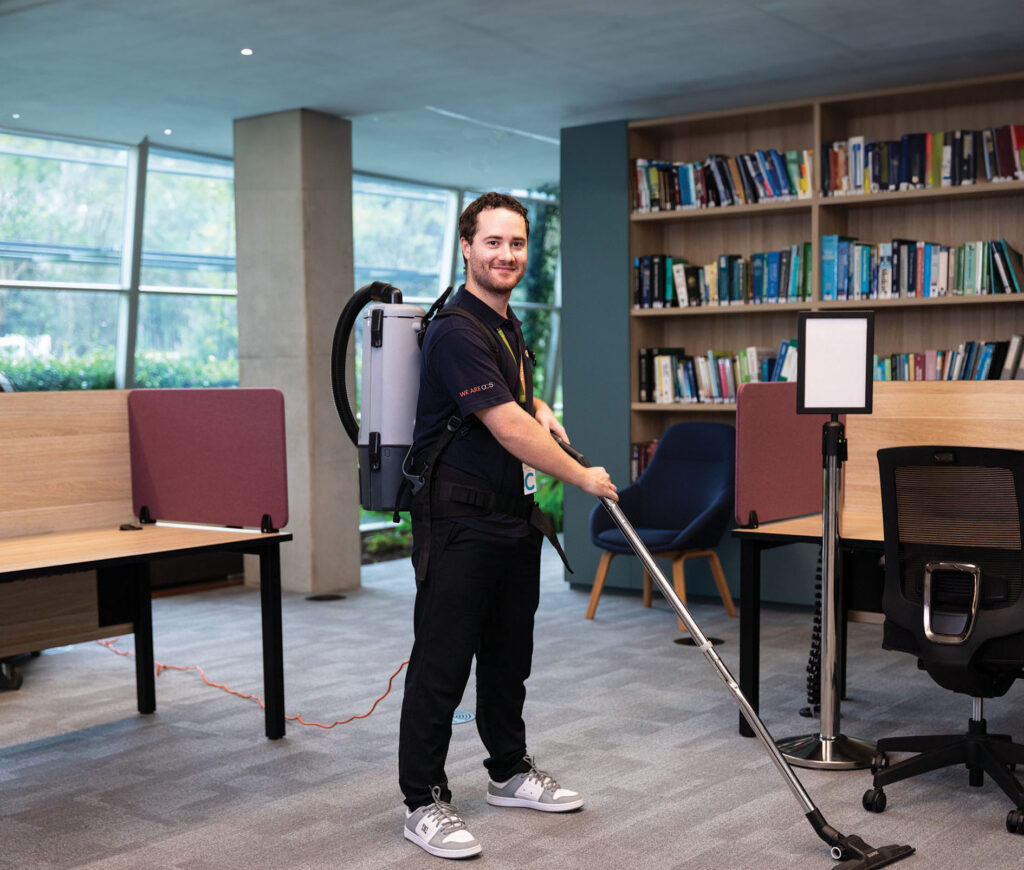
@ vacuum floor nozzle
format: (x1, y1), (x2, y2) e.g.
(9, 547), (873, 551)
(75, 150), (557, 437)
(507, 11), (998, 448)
(832, 834), (915, 869)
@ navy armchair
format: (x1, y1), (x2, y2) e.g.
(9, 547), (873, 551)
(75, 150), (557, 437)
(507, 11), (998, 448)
(585, 422), (737, 629)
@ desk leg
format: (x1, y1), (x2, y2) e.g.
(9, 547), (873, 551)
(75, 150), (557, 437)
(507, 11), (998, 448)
(738, 539), (761, 737)
(134, 563), (155, 714)
(259, 544), (286, 739)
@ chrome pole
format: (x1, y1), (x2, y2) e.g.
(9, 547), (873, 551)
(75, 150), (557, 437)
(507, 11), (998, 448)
(776, 417), (876, 769)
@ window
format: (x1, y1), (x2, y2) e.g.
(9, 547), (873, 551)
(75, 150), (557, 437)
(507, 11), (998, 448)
(135, 149), (238, 387)
(0, 287), (119, 389)
(0, 132), (128, 287)
(0, 131), (238, 391)
(140, 151), (236, 291)
(353, 176), (456, 298)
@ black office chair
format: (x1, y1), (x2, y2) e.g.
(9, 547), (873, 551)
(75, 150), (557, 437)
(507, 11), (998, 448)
(864, 445), (1024, 834)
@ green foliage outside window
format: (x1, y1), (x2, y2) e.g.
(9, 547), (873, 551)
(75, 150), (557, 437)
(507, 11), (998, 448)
(0, 349), (238, 391)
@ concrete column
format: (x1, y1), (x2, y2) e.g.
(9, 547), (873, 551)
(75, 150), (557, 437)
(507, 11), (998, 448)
(233, 108), (359, 594)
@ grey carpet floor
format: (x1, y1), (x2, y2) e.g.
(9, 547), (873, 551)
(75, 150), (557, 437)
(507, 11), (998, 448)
(2, 543), (1023, 869)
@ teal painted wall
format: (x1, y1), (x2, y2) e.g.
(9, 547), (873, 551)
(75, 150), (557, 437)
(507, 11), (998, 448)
(559, 120), (819, 607)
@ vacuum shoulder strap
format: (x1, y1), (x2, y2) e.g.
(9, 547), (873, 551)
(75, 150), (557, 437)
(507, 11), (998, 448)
(432, 306), (501, 363)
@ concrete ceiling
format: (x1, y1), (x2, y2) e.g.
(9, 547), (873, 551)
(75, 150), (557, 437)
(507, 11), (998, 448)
(1, 0), (1023, 191)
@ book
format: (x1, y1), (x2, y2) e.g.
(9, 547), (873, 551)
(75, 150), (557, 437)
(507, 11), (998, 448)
(671, 261), (688, 305)
(848, 136), (865, 192)
(821, 234), (839, 300)
(750, 253), (765, 304)
(836, 238), (853, 300)
(726, 157), (747, 205)
(639, 255), (653, 307)
(1000, 238), (1024, 293)
(683, 265), (703, 307)
(877, 243), (894, 299)
(651, 254), (665, 307)
(928, 131), (944, 187)
(638, 347), (653, 402)
(991, 241), (1013, 294)
(993, 126), (1016, 180)
(766, 250), (782, 303)
(769, 149), (794, 197)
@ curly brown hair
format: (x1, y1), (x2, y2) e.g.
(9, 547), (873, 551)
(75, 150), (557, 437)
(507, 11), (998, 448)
(458, 192), (530, 247)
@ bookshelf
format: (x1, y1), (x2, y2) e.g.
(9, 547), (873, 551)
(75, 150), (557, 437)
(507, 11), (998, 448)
(628, 72), (1024, 448)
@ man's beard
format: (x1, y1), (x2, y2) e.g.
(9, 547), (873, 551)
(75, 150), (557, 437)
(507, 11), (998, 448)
(469, 261), (521, 296)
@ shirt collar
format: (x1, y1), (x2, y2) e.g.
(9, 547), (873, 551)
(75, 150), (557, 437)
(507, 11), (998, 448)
(453, 284), (521, 330)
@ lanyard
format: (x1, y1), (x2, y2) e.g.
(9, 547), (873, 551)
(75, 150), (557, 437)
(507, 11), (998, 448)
(497, 328), (527, 405)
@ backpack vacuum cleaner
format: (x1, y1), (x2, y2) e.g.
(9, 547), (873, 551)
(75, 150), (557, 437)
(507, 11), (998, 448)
(331, 281), (914, 868)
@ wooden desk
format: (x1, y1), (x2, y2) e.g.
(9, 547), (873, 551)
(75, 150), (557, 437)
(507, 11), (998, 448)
(0, 389), (292, 740)
(0, 524), (292, 739)
(732, 380), (1024, 737)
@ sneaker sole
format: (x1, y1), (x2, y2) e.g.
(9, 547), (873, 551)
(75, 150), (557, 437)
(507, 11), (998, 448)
(403, 827), (482, 859)
(486, 794), (584, 812)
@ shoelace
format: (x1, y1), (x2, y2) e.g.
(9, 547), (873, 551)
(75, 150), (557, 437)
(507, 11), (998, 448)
(425, 785), (468, 835)
(523, 754), (559, 792)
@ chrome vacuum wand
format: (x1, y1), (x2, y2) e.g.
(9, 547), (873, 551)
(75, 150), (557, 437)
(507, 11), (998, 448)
(556, 436), (914, 869)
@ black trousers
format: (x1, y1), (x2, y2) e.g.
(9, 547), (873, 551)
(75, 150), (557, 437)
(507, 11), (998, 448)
(398, 518), (542, 810)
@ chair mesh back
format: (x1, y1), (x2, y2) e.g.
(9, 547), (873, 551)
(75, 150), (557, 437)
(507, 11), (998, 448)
(894, 465), (1023, 610)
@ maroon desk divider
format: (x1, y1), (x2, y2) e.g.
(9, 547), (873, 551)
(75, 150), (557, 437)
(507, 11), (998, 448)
(734, 382), (838, 527)
(128, 388), (289, 530)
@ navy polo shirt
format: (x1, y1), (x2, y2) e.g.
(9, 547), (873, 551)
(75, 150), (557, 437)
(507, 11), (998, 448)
(412, 285), (534, 537)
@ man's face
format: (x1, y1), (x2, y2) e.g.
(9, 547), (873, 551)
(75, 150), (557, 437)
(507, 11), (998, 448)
(461, 207), (528, 296)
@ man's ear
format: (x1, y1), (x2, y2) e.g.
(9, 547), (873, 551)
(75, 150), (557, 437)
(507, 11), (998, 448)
(459, 236), (471, 259)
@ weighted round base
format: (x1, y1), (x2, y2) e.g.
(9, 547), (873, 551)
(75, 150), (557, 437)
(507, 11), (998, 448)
(776, 733), (876, 769)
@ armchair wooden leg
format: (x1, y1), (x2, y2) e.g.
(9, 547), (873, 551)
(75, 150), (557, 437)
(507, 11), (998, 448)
(586, 551), (615, 619)
(642, 570), (653, 608)
(672, 554), (689, 633)
(704, 549), (737, 617)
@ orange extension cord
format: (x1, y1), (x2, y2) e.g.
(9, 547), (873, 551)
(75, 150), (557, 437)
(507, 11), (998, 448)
(96, 638), (408, 729)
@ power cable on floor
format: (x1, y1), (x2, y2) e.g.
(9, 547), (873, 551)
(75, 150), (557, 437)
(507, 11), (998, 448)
(96, 638), (408, 729)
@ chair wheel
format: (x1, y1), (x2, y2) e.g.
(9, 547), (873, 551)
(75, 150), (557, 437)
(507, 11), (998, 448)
(863, 787), (887, 813)
(0, 663), (23, 691)
(870, 753), (889, 775)
(1007, 809), (1024, 834)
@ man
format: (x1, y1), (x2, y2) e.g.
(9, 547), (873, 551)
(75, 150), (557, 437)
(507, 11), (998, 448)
(399, 192), (618, 859)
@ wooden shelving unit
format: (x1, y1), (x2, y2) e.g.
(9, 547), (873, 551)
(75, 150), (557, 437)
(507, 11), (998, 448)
(628, 72), (1024, 447)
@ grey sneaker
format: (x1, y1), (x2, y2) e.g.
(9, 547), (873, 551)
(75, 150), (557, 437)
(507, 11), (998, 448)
(404, 786), (482, 859)
(486, 755), (584, 812)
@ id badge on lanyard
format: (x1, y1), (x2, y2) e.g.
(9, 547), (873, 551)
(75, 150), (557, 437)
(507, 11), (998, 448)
(523, 463), (537, 495)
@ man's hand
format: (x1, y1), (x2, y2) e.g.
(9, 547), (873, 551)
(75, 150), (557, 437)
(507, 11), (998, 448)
(578, 466), (618, 501)
(533, 398), (568, 442)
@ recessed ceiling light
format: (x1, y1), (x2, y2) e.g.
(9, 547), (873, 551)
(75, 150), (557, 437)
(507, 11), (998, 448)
(12, 113), (20, 119)
(240, 48), (253, 56)
(163, 128), (172, 135)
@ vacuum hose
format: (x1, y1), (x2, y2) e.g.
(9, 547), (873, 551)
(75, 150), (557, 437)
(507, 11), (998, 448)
(330, 281), (404, 446)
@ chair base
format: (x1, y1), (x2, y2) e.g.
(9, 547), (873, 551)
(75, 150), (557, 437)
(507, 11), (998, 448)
(585, 548), (736, 631)
(870, 716), (1024, 816)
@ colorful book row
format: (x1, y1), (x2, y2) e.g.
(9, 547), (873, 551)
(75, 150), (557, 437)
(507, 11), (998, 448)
(876, 335), (1024, 382)
(820, 235), (1024, 301)
(821, 126), (1024, 196)
(633, 245), (812, 309)
(637, 342), (798, 405)
(633, 149), (813, 213)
